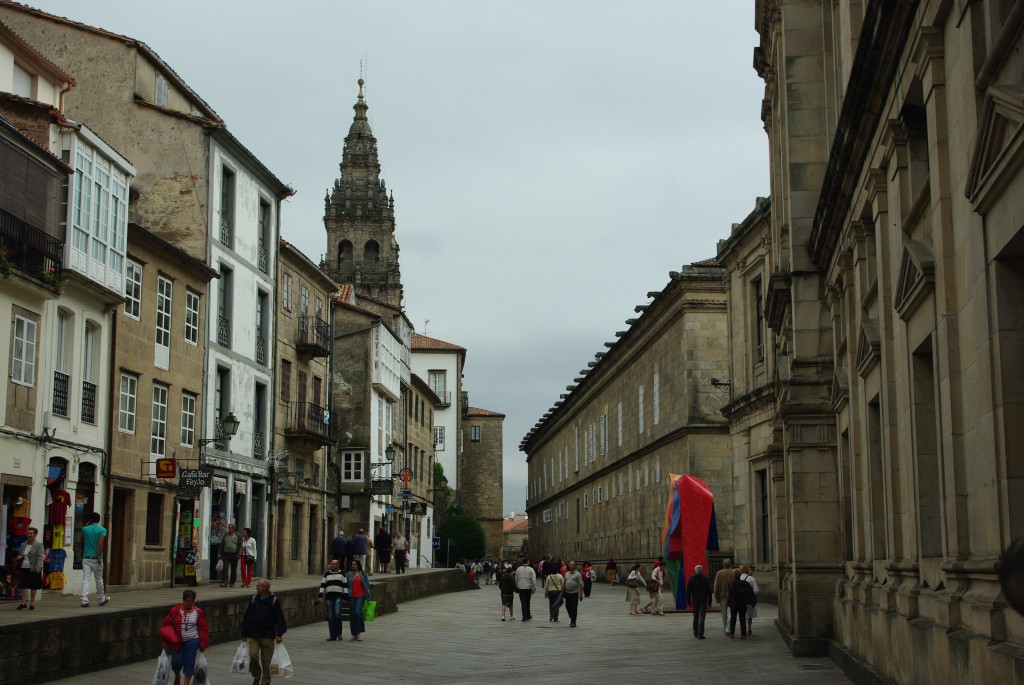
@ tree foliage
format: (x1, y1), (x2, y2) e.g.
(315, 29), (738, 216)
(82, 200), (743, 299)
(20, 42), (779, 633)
(437, 512), (486, 566)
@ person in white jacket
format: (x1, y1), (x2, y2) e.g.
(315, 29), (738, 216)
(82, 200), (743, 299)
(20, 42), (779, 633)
(240, 527), (258, 588)
(739, 564), (759, 634)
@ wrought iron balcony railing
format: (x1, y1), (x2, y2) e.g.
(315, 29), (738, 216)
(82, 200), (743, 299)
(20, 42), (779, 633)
(218, 316), (231, 347)
(220, 216), (232, 248)
(81, 381), (97, 424)
(0, 207), (64, 285)
(258, 245), (268, 274)
(256, 335), (267, 365)
(297, 315), (331, 357)
(284, 402), (335, 445)
(52, 371), (69, 417)
(253, 429), (264, 459)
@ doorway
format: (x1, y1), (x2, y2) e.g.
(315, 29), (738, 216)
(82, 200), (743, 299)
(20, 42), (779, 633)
(109, 489), (130, 585)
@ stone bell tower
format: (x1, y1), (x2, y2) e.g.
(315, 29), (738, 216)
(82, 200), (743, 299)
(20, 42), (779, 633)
(324, 79), (403, 307)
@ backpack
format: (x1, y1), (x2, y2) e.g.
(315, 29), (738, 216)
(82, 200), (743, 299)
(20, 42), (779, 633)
(736, 579), (756, 606)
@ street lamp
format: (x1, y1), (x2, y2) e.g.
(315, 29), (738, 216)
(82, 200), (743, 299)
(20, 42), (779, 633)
(198, 412), (240, 447)
(384, 444), (396, 463)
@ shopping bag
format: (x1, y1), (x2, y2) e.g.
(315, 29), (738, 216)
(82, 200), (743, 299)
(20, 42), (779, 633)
(151, 651), (171, 685)
(270, 642), (293, 678)
(215, 558), (224, 572)
(229, 642), (249, 674)
(361, 599), (377, 622)
(193, 651), (210, 684)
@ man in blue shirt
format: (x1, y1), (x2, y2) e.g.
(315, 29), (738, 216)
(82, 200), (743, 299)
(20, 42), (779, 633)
(80, 512), (109, 607)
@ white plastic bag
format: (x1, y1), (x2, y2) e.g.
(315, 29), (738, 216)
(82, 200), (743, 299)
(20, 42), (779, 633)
(193, 651), (210, 684)
(215, 558), (224, 572)
(229, 642), (249, 674)
(152, 651), (171, 685)
(270, 642), (293, 678)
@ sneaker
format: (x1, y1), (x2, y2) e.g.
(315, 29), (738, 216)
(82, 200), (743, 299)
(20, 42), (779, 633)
(501, 618), (505, 621)
(81, 603), (89, 607)
(698, 635), (706, 639)
(741, 636), (747, 640)
(99, 598), (110, 606)
(570, 622), (576, 627)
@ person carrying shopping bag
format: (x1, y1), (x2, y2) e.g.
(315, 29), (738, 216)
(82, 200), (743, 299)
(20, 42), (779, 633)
(160, 590), (209, 685)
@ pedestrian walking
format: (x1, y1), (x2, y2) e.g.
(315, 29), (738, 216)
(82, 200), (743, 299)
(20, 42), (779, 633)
(643, 557), (665, 615)
(514, 559), (537, 621)
(740, 564), (760, 634)
(316, 559), (349, 641)
(240, 527), (257, 588)
(14, 526), (44, 610)
(80, 511), (109, 608)
(347, 559), (372, 641)
(352, 528), (370, 574)
(330, 530), (348, 567)
(374, 527), (392, 573)
(240, 579), (286, 685)
(606, 557), (618, 586)
(219, 523), (242, 587)
(160, 589), (209, 685)
(625, 563), (645, 615)
(581, 560), (595, 598)
(393, 532), (408, 574)
(498, 567), (517, 620)
(563, 560), (584, 627)
(544, 566), (565, 621)
(728, 569), (755, 640)
(686, 565), (713, 638)
(713, 558), (734, 635)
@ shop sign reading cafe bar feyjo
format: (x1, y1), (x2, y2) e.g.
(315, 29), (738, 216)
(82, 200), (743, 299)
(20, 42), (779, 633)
(179, 468), (214, 492)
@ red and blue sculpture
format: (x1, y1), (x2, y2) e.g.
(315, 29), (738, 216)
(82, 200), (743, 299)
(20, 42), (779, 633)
(661, 473), (719, 610)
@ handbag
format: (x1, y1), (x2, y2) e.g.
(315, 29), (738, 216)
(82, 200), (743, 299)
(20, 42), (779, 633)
(625, 577), (640, 588)
(646, 579), (660, 593)
(361, 599), (377, 621)
(229, 642), (250, 674)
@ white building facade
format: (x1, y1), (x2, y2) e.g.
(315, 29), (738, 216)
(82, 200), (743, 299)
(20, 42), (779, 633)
(410, 334), (464, 490)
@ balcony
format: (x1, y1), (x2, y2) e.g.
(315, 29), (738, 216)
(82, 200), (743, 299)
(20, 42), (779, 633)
(284, 401), (335, 447)
(52, 371), (69, 417)
(433, 390), (452, 407)
(219, 216), (232, 248)
(253, 429), (265, 459)
(256, 335), (267, 365)
(0, 207), (64, 288)
(297, 315), (331, 357)
(81, 381), (97, 424)
(218, 316), (231, 347)
(258, 245), (268, 274)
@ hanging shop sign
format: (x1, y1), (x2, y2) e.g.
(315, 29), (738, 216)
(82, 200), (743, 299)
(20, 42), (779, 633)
(156, 458), (177, 479)
(179, 468), (214, 492)
(370, 479), (394, 495)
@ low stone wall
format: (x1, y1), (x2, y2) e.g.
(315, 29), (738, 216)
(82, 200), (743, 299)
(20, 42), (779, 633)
(0, 570), (476, 685)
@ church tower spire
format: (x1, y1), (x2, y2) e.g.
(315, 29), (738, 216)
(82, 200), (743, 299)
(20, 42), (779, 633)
(324, 79), (403, 307)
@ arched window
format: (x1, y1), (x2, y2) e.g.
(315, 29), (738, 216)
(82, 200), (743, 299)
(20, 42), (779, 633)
(364, 240), (380, 262)
(337, 240), (353, 265)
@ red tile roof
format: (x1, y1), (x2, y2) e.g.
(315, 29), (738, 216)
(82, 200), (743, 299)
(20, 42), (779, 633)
(503, 519), (529, 534)
(466, 407), (505, 418)
(691, 257), (721, 267)
(335, 283), (354, 304)
(411, 333), (465, 351)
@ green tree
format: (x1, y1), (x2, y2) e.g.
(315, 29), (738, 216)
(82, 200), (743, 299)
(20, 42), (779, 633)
(437, 512), (486, 566)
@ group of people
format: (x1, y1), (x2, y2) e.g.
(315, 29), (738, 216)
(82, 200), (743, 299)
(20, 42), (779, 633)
(217, 523), (257, 588)
(500, 555), (598, 628)
(158, 577), (287, 685)
(329, 527), (408, 576)
(713, 558), (759, 639)
(315, 558), (373, 642)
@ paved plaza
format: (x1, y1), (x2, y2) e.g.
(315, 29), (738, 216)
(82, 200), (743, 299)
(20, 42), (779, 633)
(41, 577), (851, 684)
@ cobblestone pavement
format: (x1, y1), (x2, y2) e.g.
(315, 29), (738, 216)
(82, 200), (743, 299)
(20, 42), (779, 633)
(46, 580), (851, 684)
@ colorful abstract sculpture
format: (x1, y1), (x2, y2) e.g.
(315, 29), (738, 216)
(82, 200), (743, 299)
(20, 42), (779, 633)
(661, 473), (719, 610)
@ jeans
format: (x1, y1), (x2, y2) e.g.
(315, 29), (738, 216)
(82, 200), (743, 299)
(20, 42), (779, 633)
(324, 595), (345, 639)
(81, 558), (106, 604)
(170, 638), (200, 676)
(729, 604), (748, 637)
(247, 637), (274, 685)
(720, 599), (730, 632)
(547, 591), (562, 620)
(692, 602), (708, 636)
(517, 589), (533, 619)
(564, 591), (580, 623)
(349, 595), (366, 636)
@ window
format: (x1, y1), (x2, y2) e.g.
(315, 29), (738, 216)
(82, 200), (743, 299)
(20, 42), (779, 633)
(220, 166), (235, 247)
(181, 393), (196, 447)
(282, 272), (293, 311)
(653, 373), (660, 425)
(118, 373), (138, 433)
(434, 426), (445, 451)
(638, 385), (644, 434)
(155, 276), (172, 369)
(428, 371), (447, 403)
(145, 493), (164, 546)
(543, 509), (552, 523)
(155, 75), (169, 107)
(291, 503), (302, 559)
(124, 259), (142, 318)
(81, 322), (98, 424)
(66, 141), (128, 288)
(185, 290), (200, 345)
(281, 360), (292, 403)
(151, 384), (168, 457)
(617, 402), (623, 446)
(584, 493), (589, 509)
(218, 266), (232, 348)
(258, 198), (271, 274)
(341, 450), (364, 481)
(11, 315), (37, 386)
(470, 425), (481, 443)
(753, 276), (765, 362)
(599, 414), (608, 455)
(300, 285), (309, 314)
(12, 62), (33, 98)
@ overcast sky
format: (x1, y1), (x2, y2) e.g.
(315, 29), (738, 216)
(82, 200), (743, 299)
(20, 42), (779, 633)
(27, 1), (769, 515)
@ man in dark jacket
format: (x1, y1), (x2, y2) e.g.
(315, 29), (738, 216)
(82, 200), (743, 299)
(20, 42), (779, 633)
(685, 565), (713, 639)
(330, 530), (348, 567)
(241, 579), (286, 685)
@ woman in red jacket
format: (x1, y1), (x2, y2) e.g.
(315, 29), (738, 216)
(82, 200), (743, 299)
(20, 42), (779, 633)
(160, 589), (210, 685)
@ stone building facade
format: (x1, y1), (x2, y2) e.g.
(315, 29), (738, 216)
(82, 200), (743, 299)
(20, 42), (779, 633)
(400, 374), (439, 568)
(270, 240), (335, 578)
(749, 1), (1024, 680)
(459, 406), (505, 559)
(522, 263), (731, 568)
(716, 197), (780, 602)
